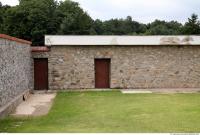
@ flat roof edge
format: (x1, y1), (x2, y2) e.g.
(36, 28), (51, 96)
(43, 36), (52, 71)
(45, 35), (200, 46)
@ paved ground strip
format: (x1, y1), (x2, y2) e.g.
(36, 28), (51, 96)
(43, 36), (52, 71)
(121, 88), (200, 93)
(12, 93), (56, 117)
(121, 90), (152, 94)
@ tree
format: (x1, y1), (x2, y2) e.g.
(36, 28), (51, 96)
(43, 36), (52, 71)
(0, 2), (4, 31)
(92, 19), (104, 35)
(182, 14), (200, 34)
(97, 16), (146, 35)
(0, 2), (10, 32)
(1, 0), (95, 45)
(2, 0), (58, 45)
(57, 0), (94, 35)
(125, 16), (146, 34)
(145, 20), (182, 35)
(1, 0), (200, 45)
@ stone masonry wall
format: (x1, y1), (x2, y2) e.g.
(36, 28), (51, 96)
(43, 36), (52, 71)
(46, 45), (200, 90)
(0, 37), (33, 108)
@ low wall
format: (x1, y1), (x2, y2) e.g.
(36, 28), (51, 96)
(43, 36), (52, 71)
(0, 34), (33, 117)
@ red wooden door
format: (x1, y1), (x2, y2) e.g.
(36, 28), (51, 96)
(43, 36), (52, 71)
(34, 59), (48, 90)
(95, 59), (110, 88)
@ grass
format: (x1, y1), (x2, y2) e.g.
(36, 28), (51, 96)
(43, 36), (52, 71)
(0, 91), (200, 133)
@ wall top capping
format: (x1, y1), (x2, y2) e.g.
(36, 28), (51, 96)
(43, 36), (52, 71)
(0, 34), (32, 45)
(45, 35), (200, 46)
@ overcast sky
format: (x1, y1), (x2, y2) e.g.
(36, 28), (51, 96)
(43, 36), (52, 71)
(1, 0), (200, 24)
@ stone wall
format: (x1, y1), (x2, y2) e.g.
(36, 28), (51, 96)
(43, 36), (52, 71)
(0, 36), (33, 108)
(46, 45), (200, 90)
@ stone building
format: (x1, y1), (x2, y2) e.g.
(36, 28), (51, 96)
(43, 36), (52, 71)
(1, 34), (200, 118)
(32, 35), (200, 91)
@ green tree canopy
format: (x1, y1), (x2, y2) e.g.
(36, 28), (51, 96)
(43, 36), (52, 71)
(1, 0), (93, 45)
(2, 0), (58, 45)
(57, 0), (94, 35)
(145, 20), (182, 35)
(0, 2), (10, 32)
(92, 16), (146, 35)
(0, 0), (200, 46)
(182, 14), (200, 34)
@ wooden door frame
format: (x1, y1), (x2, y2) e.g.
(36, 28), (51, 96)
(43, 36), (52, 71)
(34, 58), (49, 90)
(94, 58), (111, 88)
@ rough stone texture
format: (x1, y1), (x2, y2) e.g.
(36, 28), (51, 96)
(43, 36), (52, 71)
(32, 52), (50, 59)
(0, 90), (30, 119)
(41, 45), (200, 90)
(0, 38), (33, 108)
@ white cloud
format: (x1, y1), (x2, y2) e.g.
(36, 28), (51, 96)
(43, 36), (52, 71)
(1, 0), (200, 23)
(0, 0), (19, 6)
(73, 0), (200, 23)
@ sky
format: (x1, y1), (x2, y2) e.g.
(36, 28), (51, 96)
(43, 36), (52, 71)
(1, 0), (200, 24)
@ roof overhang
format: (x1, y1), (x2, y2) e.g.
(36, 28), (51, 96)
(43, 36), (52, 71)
(31, 46), (50, 52)
(45, 35), (200, 46)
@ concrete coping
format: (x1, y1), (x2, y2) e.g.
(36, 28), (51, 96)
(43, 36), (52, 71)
(0, 34), (32, 45)
(31, 46), (50, 52)
(45, 35), (200, 46)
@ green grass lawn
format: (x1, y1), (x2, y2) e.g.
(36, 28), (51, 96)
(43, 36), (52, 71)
(0, 91), (200, 133)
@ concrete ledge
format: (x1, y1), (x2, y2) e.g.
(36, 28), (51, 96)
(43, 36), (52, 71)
(122, 90), (152, 94)
(45, 35), (200, 46)
(0, 90), (30, 119)
(36, 88), (200, 93)
(121, 88), (200, 93)
(46, 89), (117, 93)
(31, 47), (50, 52)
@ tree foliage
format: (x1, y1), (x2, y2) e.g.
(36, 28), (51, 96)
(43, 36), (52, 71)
(1, 0), (58, 45)
(95, 16), (146, 35)
(0, 2), (10, 32)
(145, 20), (182, 35)
(0, 0), (200, 46)
(57, 0), (94, 35)
(182, 14), (200, 34)
(0, 0), (93, 45)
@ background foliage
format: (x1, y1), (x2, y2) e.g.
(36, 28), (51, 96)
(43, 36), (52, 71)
(0, 0), (200, 45)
